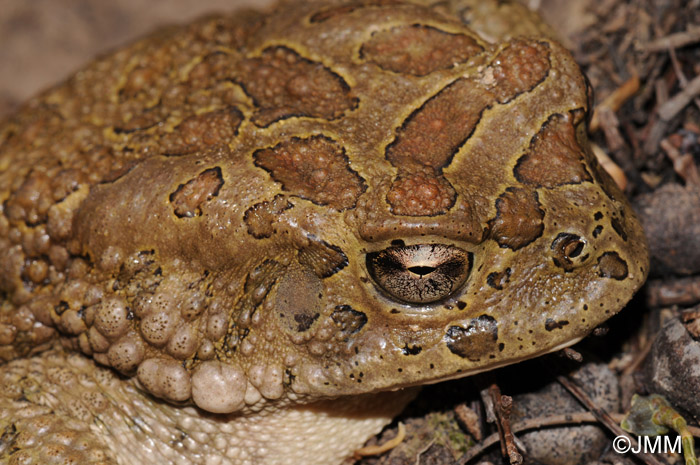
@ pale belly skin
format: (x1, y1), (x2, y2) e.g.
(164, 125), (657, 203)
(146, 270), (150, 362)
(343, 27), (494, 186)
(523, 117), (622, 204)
(0, 0), (648, 464)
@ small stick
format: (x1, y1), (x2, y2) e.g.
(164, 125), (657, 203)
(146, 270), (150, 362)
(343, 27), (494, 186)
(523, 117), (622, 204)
(556, 375), (666, 465)
(488, 384), (522, 464)
(658, 74), (700, 122)
(354, 422), (406, 459)
(644, 26), (700, 52)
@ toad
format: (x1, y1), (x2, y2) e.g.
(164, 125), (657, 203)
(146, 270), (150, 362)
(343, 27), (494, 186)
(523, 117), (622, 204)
(0, 0), (648, 464)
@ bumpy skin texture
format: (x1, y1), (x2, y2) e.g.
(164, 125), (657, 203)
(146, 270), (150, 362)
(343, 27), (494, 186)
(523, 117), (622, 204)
(0, 0), (648, 464)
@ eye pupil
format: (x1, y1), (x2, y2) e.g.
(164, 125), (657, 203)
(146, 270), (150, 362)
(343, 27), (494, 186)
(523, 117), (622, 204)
(407, 265), (436, 276)
(366, 244), (472, 304)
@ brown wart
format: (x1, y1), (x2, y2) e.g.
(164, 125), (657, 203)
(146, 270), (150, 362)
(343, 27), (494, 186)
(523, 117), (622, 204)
(331, 305), (368, 340)
(514, 112), (592, 188)
(489, 187), (544, 250)
(253, 136), (367, 210)
(386, 171), (456, 217)
(169, 167), (224, 218)
(161, 107), (243, 156)
(236, 46), (358, 127)
(360, 25), (483, 76)
(384, 39), (550, 217)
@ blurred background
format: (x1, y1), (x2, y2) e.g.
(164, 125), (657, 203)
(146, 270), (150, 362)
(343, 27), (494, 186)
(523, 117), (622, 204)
(0, 0), (276, 117)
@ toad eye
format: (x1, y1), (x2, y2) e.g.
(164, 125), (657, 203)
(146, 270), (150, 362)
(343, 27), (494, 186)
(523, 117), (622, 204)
(551, 233), (588, 271)
(366, 244), (472, 304)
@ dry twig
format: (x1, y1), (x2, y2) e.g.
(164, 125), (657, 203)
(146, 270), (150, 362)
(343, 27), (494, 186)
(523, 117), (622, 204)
(644, 26), (700, 52)
(556, 375), (666, 465)
(488, 384), (522, 464)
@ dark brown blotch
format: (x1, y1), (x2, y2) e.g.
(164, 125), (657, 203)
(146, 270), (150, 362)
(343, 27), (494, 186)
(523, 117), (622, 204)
(592, 225), (603, 238)
(169, 167), (224, 218)
(597, 251), (629, 280)
(514, 112), (592, 188)
(361, 25), (482, 76)
(161, 107), (243, 155)
(610, 216), (628, 241)
(489, 188), (544, 250)
(293, 313), (320, 332)
(236, 46), (357, 127)
(445, 315), (498, 361)
(243, 195), (293, 239)
(544, 318), (570, 331)
(331, 305), (368, 340)
(402, 344), (422, 356)
(383, 40), (549, 217)
(486, 268), (512, 290)
(253, 135), (366, 210)
(386, 78), (491, 172)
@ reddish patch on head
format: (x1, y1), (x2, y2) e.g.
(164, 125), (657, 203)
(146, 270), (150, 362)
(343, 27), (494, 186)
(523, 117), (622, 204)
(237, 47), (357, 127)
(489, 188), (544, 250)
(162, 107), (243, 155)
(489, 40), (551, 103)
(361, 25), (482, 76)
(384, 39), (550, 217)
(170, 167), (224, 218)
(387, 79), (491, 171)
(386, 171), (455, 216)
(253, 136), (366, 210)
(514, 113), (592, 188)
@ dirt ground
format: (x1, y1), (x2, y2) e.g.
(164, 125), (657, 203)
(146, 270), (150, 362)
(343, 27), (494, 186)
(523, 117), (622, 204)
(2, 1), (700, 464)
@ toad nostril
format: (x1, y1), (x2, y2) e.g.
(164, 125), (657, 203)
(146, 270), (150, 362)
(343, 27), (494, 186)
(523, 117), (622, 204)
(407, 266), (436, 276)
(550, 232), (588, 271)
(564, 241), (584, 258)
